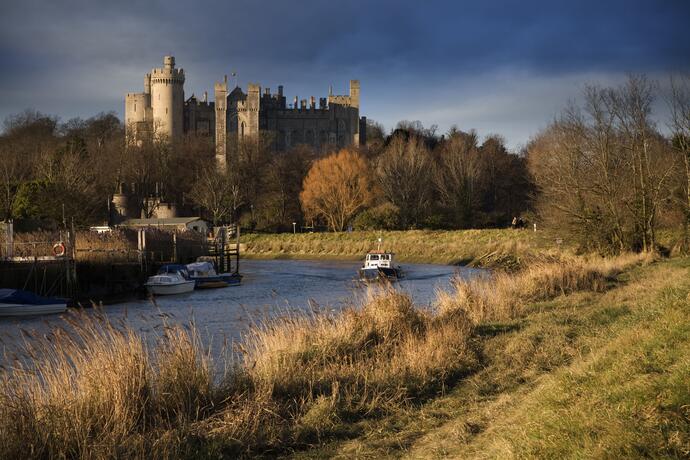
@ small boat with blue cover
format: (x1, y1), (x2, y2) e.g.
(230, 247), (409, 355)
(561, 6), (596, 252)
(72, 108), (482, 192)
(0, 289), (68, 317)
(185, 261), (242, 289)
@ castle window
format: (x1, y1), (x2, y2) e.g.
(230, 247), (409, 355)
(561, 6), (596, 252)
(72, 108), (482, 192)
(240, 122), (245, 137)
(166, 108), (168, 114)
(277, 130), (286, 150)
(292, 129), (303, 145)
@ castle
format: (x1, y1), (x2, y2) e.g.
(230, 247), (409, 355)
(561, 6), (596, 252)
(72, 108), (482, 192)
(125, 56), (366, 168)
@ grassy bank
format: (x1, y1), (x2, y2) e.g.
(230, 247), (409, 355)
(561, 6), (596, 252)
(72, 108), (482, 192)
(0, 250), (675, 458)
(243, 229), (571, 269)
(297, 255), (690, 458)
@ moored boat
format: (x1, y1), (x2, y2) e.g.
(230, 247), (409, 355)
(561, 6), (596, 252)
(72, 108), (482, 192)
(186, 261), (242, 289)
(0, 289), (68, 317)
(144, 272), (195, 295)
(358, 251), (404, 281)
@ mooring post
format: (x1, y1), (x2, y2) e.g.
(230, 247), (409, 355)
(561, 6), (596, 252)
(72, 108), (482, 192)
(69, 219), (77, 298)
(220, 227), (226, 273)
(5, 220), (13, 259)
(236, 224), (240, 274)
(173, 232), (178, 263)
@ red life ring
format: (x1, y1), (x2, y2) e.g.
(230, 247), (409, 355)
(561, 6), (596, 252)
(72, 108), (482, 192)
(52, 242), (66, 257)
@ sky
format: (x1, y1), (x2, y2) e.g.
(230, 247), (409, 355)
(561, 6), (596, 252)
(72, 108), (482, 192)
(1, 0), (688, 150)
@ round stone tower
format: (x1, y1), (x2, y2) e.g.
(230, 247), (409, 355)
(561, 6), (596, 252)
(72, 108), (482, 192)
(150, 56), (185, 140)
(111, 183), (137, 224)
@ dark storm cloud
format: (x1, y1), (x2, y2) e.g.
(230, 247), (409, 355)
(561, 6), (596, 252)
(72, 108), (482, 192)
(1, 0), (688, 146)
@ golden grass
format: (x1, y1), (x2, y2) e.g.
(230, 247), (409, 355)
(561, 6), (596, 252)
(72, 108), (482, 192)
(243, 229), (567, 268)
(0, 289), (477, 458)
(0, 250), (656, 457)
(0, 312), (218, 458)
(437, 252), (655, 323)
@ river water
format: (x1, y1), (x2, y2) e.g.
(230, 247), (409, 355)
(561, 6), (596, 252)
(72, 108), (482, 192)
(0, 259), (484, 361)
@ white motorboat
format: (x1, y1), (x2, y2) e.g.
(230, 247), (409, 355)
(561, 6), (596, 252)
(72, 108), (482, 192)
(144, 272), (195, 295)
(359, 250), (404, 281)
(0, 289), (68, 317)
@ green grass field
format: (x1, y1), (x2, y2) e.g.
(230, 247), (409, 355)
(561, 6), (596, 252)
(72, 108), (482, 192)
(243, 229), (570, 269)
(293, 256), (690, 459)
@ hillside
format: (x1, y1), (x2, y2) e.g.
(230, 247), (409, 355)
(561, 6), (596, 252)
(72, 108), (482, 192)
(294, 257), (690, 458)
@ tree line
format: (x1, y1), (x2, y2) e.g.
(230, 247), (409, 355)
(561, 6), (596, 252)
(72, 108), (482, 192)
(527, 75), (690, 254)
(0, 110), (530, 233)
(2, 73), (689, 254)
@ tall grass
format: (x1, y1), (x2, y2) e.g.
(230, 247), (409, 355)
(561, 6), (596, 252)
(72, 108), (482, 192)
(0, 312), (219, 458)
(243, 229), (564, 268)
(0, 289), (477, 457)
(437, 252), (655, 323)
(0, 252), (651, 457)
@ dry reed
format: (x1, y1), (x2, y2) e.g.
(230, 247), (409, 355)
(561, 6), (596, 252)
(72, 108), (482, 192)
(0, 252), (649, 457)
(437, 252), (655, 323)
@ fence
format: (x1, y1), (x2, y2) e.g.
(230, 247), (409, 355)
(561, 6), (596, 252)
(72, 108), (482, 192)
(1, 226), (208, 265)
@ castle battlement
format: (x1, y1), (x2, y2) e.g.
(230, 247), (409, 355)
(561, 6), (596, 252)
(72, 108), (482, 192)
(126, 56), (366, 166)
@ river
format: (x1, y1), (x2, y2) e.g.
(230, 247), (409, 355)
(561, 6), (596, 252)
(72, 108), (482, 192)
(0, 259), (484, 361)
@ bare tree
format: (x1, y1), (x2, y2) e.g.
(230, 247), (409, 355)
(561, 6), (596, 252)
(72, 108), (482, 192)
(0, 140), (27, 219)
(529, 76), (676, 253)
(376, 135), (433, 228)
(434, 130), (483, 227)
(669, 75), (690, 251)
(188, 165), (241, 226)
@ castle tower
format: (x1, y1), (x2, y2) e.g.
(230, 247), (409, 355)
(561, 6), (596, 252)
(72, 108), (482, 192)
(237, 83), (261, 137)
(124, 73), (152, 143)
(349, 80), (360, 108)
(214, 76), (228, 172)
(150, 56), (185, 140)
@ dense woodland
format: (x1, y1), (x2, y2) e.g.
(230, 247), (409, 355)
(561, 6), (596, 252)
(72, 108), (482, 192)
(1, 75), (689, 253)
(0, 109), (531, 233)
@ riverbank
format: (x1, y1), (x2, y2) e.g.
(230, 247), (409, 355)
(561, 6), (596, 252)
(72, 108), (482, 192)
(297, 254), (690, 458)
(2, 250), (684, 458)
(243, 229), (570, 269)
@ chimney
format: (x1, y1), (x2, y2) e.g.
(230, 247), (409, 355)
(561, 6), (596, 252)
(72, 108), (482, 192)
(202, 91), (208, 103)
(293, 95), (298, 109)
(310, 96), (315, 109)
(300, 99), (307, 110)
(278, 85), (283, 96)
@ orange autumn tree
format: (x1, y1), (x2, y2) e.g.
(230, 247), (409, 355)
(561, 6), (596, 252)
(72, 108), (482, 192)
(300, 149), (374, 231)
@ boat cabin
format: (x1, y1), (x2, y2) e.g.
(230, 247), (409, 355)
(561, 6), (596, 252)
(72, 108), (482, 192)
(364, 251), (395, 269)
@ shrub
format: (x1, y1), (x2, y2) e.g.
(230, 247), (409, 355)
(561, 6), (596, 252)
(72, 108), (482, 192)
(353, 203), (400, 230)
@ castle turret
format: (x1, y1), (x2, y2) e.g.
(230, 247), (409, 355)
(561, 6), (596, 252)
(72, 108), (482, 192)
(349, 80), (360, 109)
(150, 56), (185, 140)
(110, 183), (138, 224)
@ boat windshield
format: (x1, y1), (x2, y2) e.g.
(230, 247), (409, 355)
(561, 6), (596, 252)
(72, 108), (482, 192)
(368, 255), (379, 261)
